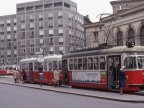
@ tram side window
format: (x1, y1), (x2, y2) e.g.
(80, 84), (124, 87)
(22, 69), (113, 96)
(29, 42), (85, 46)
(88, 57), (93, 70)
(74, 58), (78, 70)
(69, 59), (73, 70)
(137, 56), (144, 69)
(58, 61), (62, 70)
(83, 58), (87, 70)
(49, 62), (52, 71)
(94, 57), (99, 70)
(25, 63), (29, 70)
(78, 58), (83, 70)
(100, 57), (106, 70)
(53, 61), (58, 70)
(124, 57), (136, 69)
(34, 62), (39, 70)
(44, 62), (47, 71)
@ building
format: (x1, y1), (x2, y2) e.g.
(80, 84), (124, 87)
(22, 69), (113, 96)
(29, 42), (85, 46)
(0, 15), (17, 66)
(0, 0), (85, 66)
(16, 0), (85, 62)
(84, 0), (144, 47)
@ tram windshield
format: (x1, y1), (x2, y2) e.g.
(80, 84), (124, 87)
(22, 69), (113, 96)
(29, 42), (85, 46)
(124, 56), (144, 69)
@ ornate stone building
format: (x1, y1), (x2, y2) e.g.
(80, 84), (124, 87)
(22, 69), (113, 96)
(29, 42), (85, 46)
(84, 0), (144, 47)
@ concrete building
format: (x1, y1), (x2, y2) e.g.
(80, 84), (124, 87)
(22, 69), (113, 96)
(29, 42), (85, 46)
(0, 15), (17, 66)
(16, 0), (84, 62)
(0, 0), (85, 65)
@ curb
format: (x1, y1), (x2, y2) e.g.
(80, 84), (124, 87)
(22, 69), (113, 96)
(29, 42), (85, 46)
(0, 81), (144, 103)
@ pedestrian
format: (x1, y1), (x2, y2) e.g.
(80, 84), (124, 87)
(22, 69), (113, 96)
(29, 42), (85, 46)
(13, 67), (19, 83)
(118, 66), (126, 95)
(22, 69), (26, 83)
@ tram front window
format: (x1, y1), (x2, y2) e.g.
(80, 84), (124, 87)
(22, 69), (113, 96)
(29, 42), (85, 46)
(124, 57), (136, 69)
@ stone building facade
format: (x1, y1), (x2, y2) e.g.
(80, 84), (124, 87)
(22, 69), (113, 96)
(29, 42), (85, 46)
(84, 0), (144, 47)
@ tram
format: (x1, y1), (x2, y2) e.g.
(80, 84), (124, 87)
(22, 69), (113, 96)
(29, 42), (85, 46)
(19, 54), (62, 85)
(62, 46), (144, 92)
(0, 65), (18, 75)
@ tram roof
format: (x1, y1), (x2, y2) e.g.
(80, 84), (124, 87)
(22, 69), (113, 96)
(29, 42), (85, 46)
(63, 46), (144, 58)
(19, 54), (62, 63)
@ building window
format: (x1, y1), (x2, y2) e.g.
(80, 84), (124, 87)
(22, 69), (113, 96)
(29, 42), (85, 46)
(54, 2), (62, 7)
(48, 21), (53, 28)
(39, 22), (43, 29)
(21, 24), (25, 30)
(59, 46), (63, 51)
(58, 19), (63, 26)
(128, 28), (135, 42)
(7, 50), (11, 55)
(21, 40), (26, 45)
(93, 32), (98, 43)
(117, 31), (123, 46)
(14, 50), (17, 55)
(49, 47), (54, 51)
(49, 29), (53, 36)
(14, 26), (17, 31)
(140, 26), (144, 46)
(48, 12), (53, 18)
(30, 48), (34, 53)
(21, 15), (25, 22)
(40, 39), (44, 44)
(58, 28), (63, 35)
(44, 3), (52, 8)
(39, 30), (44, 36)
(39, 13), (43, 20)
(58, 11), (63, 17)
(7, 35), (11, 40)
(49, 38), (53, 45)
(30, 23), (34, 29)
(7, 27), (11, 32)
(30, 39), (34, 45)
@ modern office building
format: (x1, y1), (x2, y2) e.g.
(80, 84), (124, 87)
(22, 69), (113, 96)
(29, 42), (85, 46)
(0, 0), (85, 65)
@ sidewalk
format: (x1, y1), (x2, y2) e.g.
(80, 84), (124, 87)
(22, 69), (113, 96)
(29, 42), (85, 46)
(0, 76), (144, 103)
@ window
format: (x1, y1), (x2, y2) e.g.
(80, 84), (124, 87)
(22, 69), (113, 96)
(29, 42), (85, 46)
(7, 35), (11, 39)
(59, 46), (63, 51)
(21, 15), (25, 21)
(39, 22), (43, 28)
(83, 58), (87, 70)
(74, 58), (77, 70)
(78, 58), (82, 70)
(39, 13), (43, 19)
(30, 23), (34, 28)
(44, 3), (52, 8)
(7, 50), (11, 55)
(7, 27), (11, 31)
(54, 2), (62, 7)
(88, 57), (93, 70)
(14, 50), (17, 55)
(40, 39), (44, 44)
(49, 38), (53, 45)
(117, 31), (123, 46)
(94, 57), (99, 70)
(48, 12), (53, 18)
(49, 47), (54, 51)
(58, 11), (63, 17)
(39, 30), (44, 36)
(58, 19), (63, 26)
(30, 39), (34, 44)
(58, 28), (63, 34)
(21, 40), (26, 45)
(14, 19), (17, 23)
(48, 21), (53, 27)
(30, 48), (34, 53)
(59, 37), (63, 42)
(124, 57), (136, 69)
(100, 57), (106, 70)
(14, 26), (17, 31)
(49, 29), (53, 35)
(21, 24), (25, 30)
(7, 20), (11, 24)
(128, 28), (135, 42)
(93, 32), (98, 43)
(69, 59), (73, 70)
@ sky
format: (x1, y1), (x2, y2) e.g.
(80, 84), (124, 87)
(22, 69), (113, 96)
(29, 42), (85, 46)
(0, 0), (114, 22)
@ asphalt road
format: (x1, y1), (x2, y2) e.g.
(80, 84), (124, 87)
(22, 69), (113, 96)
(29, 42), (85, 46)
(0, 83), (144, 108)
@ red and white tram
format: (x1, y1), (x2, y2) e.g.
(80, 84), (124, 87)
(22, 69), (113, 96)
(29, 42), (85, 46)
(62, 46), (144, 92)
(19, 54), (62, 85)
(0, 65), (18, 75)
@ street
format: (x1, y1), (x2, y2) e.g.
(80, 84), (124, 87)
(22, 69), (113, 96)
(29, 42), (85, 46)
(0, 83), (143, 108)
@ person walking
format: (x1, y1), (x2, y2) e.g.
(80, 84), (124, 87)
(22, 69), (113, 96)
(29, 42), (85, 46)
(22, 69), (26, 83)
(13, 68), (19, 83)
(118, 66), (126, 95)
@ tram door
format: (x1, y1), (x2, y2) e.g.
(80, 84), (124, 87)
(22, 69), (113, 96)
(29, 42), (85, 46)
(29, 63), (33, 83)
(107, 55), (121, 90)
(62, 59), (68, 85)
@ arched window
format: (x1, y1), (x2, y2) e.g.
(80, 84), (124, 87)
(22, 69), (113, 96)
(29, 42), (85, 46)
(140, 26), (144, 46)
(128, 28), (135, 42)
(117, 31), (123, 46)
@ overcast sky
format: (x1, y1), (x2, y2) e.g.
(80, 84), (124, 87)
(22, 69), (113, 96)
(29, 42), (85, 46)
(0, 0), (114, 22)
